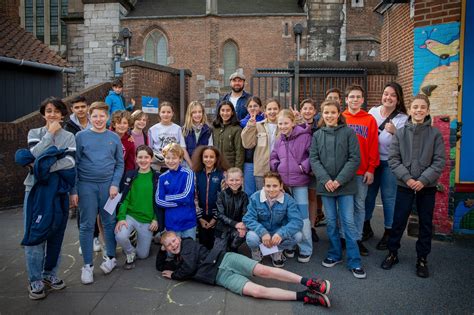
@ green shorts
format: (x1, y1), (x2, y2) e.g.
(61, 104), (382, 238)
(215, 252), (258, 296)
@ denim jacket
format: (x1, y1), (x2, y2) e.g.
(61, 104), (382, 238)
(243, 190), (303, 239)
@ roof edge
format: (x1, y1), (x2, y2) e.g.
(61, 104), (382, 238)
(0, 56), (76, 73)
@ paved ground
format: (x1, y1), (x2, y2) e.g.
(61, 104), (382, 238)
(0, 205), (473, 315)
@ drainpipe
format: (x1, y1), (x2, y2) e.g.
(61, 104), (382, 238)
(340, 1), (347, 61)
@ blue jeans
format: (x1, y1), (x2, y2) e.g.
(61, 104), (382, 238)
(243, 162), (257, 196)
(341, 176), (368, 240)
(78, 181), (117, 265)
(288, 186), (312, 256)
(23, 191), (64, 282)
(322, 195), (361, 269)
(246, 230), (302, 251)
(388, 186), (436, 259)
(174, 226), (196, 240)
(365, 160), (397, 228)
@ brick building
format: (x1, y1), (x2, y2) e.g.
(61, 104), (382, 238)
(377, 0), (473, 236)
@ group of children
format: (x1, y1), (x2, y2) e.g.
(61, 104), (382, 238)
(18, 79), (445, 307)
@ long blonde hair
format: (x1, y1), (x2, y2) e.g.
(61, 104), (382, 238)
(183, 101), (209, 136)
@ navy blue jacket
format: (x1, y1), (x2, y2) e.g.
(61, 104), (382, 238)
(195, 169), (224, 219)
(16, 147), (76, 246)
(184, 124), (212, 158)
(220, 90), (252, 121)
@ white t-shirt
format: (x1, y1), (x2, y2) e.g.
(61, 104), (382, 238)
(229, 95), (239, 108)
(369, 106), (408, 161)
(148, 122), (186, 152)
(267, 123), (278, 152)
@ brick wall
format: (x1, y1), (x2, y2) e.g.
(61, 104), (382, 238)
(0, 82), (111, 208)
(413, 0), (462, 27)
(380, 4), (414, 104)
(121, 14), (306, 109)
(121, 60), (191, 125)
(345, 0), (383, 61)
(0, 0), (20, 23)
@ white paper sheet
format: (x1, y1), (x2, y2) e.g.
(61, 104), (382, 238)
(103, 193), (122, 215)
(259, 243), (279, 256)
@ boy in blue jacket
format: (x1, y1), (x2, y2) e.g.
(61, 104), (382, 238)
(155, 143), (197, 239)
(243, 171), (303, 268)
(105, 79), (135, 120)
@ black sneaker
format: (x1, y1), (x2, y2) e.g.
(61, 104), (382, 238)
(271, 251), (286, 268)
(381, 253), (399, 270)
(311, 228), (319, 243)
(303, 290), (331, 308)
(297, 254), (311, 263)
(42, 275), (66, 290)
(322, 258), (342, 268)
(124, 252), (136, 270)
(357, 240), (369, 256)
(416, 258), (430, 278)
(283, 249), (295, 258)
(305, 278), (331, 294)
(376, 229), (391, 250)
(351, 267), (367, 279)
(362, 220), (374, 241)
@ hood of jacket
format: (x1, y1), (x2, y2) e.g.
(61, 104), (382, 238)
(343, 109), (372, 119)
(280, 123), (312, 141)
(404, 115), (432, 129)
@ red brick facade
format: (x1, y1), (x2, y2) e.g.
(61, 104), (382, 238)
(122, 15), (306, 103)
(380, 4), (414, 103)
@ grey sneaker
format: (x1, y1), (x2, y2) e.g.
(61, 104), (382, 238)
(28, 280), (46, 300)
(251, 248), (263, 262)
(43, 275), (66, 290)
(271, 251), (285, 268)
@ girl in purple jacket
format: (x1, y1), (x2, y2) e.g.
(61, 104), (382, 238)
(270, 109), (313, 263)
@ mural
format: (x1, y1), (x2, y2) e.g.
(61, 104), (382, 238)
(413, 22), (460, 118)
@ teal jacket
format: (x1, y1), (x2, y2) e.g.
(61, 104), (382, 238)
(309, 124), (360, 196)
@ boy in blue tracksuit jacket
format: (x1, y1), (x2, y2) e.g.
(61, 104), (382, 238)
(155, 143), (197, 239)
(105, 79), (135, 124)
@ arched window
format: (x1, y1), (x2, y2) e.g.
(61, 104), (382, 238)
(223, 41), (238, 86)
(144, 30), (168, 66)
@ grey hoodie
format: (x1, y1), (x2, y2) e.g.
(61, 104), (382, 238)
(388, 116), (445, 188)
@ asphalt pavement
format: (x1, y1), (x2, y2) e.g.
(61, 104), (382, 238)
(0, 205), (473, 314)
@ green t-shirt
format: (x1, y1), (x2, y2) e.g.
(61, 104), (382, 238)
(117, 171), (156, 223)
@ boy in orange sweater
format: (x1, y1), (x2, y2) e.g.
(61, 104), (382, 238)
(342, 84), (379, 255)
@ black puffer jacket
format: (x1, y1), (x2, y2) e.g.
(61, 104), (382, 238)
(215, 187), (249, 236)
(155, 238), (225, 284)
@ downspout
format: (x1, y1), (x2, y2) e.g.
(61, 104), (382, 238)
(340, 1), (347, 61)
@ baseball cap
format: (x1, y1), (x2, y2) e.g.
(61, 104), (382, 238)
(229, 72), (246, 81)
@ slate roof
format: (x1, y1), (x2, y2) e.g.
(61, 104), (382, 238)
(126, 0), (304, 18)
(0, 14), (70, 68)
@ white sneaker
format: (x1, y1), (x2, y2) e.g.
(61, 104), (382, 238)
(81, 265), (94, 285)
(93, 237), (102, 252)
(100, 257), (117, 274)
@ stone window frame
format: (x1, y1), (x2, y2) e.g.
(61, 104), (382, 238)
(222, 39), (239, 86)
(143, 29), (169, 66)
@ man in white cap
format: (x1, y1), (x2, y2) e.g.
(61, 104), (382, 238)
(220, 72), (252, 120)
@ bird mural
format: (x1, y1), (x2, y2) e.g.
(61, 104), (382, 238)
(419, 28), (459, 66)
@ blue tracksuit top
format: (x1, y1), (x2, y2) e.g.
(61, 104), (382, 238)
(155, 165), (197, 231)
